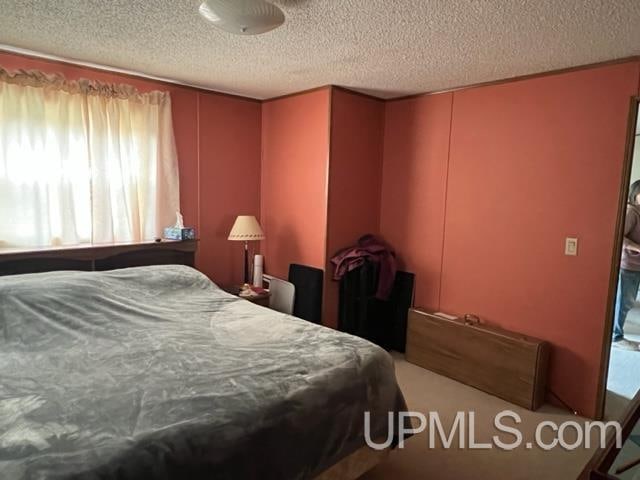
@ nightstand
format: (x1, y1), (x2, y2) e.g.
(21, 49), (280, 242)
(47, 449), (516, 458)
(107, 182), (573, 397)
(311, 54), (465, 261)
(224, 285), (271, 307)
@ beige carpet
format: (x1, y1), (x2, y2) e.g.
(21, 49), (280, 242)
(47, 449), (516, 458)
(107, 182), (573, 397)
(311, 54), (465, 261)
(606, 307), (640, 420)
(361, 354), (604, 480)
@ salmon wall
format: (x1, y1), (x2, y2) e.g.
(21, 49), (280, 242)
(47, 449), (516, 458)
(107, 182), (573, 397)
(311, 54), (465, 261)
(324, 89), (385, 328)
(5, 48), (640, 417)
(198, 94), (262, 286)
(380, 61), (640, 418)
(380, 93), (453, 311)
(0, 50), (262, 285)
(260, 89), (331, 280)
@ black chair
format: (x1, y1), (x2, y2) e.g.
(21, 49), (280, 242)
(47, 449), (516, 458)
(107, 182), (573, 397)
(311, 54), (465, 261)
(288, 264), (323, 324)
(338, 260), (414, 352)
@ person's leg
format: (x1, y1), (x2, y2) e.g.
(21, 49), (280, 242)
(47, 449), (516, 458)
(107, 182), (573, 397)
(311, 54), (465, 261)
(613, 269), (640, 341)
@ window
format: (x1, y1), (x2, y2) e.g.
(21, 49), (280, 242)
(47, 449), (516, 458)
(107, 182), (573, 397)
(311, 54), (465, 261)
(0, 68), (180, 249)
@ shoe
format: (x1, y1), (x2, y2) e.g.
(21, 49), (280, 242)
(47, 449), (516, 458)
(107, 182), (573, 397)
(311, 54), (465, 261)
(613, 339), (640, 351)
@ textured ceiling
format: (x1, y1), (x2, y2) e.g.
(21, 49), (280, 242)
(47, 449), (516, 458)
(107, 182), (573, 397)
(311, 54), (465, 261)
(0, 0), (639, 99)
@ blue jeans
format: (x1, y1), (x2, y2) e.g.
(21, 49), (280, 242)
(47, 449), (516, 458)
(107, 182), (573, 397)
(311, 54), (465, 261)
(613, 269), (640, 341)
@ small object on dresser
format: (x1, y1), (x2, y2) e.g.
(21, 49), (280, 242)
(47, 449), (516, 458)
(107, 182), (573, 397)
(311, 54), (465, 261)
(163, 227), (196, 240)
(238, 284), (254, 297)
(163, 211), (196, 240)
(227, 284), (271, 307)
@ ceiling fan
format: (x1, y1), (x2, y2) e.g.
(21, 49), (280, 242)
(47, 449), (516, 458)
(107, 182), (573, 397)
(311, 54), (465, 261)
(199, 0), (285, 35)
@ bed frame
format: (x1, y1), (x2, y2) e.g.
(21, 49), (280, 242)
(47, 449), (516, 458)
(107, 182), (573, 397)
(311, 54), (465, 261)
(0, 239), (197, 276)
(0, 238), (388, 479)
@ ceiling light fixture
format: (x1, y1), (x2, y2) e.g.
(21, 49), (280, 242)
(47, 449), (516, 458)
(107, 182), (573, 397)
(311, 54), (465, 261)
(199, 0), (285, 35)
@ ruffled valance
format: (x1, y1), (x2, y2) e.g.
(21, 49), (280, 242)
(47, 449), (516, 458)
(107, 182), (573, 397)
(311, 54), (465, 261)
(0, 67), (169, 105)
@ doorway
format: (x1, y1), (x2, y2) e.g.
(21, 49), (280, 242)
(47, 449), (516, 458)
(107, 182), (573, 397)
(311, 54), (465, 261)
(603, 97), (640, 420)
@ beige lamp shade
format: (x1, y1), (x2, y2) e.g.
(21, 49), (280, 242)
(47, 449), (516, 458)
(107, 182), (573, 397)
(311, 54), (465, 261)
(228, 215), (265, 241)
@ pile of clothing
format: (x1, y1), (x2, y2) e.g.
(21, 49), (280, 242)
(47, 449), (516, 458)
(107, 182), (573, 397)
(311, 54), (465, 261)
(330, 234), (397, 300)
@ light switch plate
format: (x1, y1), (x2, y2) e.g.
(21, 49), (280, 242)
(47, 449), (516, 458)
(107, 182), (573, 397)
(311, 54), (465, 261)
(565, 237), (578, 256)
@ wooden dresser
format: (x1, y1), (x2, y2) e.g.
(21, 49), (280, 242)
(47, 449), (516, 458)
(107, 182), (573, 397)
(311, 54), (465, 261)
(406, 308), (550, 410)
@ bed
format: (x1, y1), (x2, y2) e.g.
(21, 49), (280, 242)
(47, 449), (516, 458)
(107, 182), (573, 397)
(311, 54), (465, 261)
(0, 265), (407, 479)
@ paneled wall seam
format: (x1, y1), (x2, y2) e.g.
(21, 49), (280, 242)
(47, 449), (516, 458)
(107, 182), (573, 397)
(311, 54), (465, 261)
(325, 86), (334, 266)
(437, 93), (455, 310)
(376, 105), (386, 233)
(196, 92), (201, 240)
(323, 86), (334, 324)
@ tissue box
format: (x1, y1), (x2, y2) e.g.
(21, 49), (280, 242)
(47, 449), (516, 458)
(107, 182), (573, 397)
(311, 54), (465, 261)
(163, 227), (196, 241)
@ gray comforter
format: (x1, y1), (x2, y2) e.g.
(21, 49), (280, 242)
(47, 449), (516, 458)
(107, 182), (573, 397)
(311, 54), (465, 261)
(0, 265), (406, 480)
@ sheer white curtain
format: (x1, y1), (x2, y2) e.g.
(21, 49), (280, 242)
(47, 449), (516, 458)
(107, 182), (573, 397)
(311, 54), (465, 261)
(0, 68), (180, 249)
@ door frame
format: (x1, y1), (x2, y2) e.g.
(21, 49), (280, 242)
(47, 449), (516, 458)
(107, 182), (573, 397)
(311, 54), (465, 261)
(596, 96), (640, 420)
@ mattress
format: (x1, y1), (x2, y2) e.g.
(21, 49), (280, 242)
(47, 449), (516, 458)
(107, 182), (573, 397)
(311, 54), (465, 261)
(0, 265), (407, 479)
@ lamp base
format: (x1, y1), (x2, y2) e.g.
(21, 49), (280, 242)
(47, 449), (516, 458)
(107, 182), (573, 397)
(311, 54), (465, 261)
(243, 241), (249, 284)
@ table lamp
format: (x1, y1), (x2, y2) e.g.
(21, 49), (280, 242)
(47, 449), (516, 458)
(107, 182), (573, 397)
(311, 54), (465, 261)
(228, 215), (265, 285)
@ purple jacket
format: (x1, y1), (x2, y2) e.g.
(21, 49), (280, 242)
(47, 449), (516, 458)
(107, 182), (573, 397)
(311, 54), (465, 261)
(331, 234), (397, 300)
